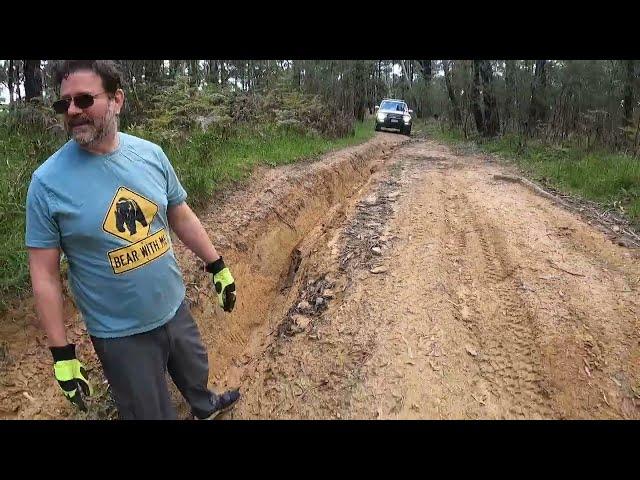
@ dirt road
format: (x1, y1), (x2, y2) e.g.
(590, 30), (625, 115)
(1, 133), (638, 419)
(229, 138), (640, 420)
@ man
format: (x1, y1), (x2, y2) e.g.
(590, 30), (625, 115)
(26, 60), (239, 420)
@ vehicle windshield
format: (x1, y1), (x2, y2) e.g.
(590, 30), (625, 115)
(380, 101), (406, 112)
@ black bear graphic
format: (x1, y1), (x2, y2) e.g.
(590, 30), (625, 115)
(115, 197), (148, 235)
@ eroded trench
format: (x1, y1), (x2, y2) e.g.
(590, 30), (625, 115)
(175, 133), (412, 418)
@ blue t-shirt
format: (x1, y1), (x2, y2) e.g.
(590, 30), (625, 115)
(26, 132), (188, 338)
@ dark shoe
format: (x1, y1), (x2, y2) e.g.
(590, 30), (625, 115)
(200, 389), (240, 420)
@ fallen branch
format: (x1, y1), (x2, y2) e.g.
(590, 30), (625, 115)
(622, 228), (640, 242)
(446, 298), (462, 310)
(547, 260), (586, 277)
(494, 174), (640, 248)
(493, 174), (571, 209)
(617, 237), (640, 248)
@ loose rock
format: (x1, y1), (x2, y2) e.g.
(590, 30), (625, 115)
(370, 266), (388, 274)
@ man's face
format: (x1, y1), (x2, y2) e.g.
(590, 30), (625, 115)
(59, 70), (123, 146)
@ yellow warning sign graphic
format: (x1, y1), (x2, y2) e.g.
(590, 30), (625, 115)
(102, 187), (158, 243)
(107, 228), (171, 274)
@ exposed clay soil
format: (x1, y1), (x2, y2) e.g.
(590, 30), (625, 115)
(1, 132), (638, 420)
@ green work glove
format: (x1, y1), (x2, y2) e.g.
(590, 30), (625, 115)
(206, 257), (236, 312)
(50, 344), (92, 412)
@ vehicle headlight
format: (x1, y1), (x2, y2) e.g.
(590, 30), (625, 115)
(403, 115), (411, 123)
(377, 112), (387, 122)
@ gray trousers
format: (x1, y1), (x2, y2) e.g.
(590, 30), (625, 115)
(90, 299), (218, 420)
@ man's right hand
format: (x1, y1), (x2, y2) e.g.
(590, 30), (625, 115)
(50, 344), (92, 411)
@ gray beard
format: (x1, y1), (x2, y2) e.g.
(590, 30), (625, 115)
(69, 109), (118, 147)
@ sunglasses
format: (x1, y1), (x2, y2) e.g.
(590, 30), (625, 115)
(52, 92), (109, 114)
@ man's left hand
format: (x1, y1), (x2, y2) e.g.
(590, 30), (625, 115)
(206, 257), (236, 312)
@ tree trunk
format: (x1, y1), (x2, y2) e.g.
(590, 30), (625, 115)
(374, 60), (381, 104)
(623, 60), (635, 127)
(169, 60), (181, 77)
(7, 59), (15, 105)
(143, 60), (162, 83)
(220, 61), (229, 87)
(293, 61), (301, 89)
(479, 60), (500, 136)
(133, 60), (144, 84)
(208, 60), (219, 85)
(249, 60), (255, 91)
(416, 60), (432, 118)
(376, 62), (381, 105)
(23, 60), (43, 101)
(528, 60), (547, 133)
(504, 60), (516, 131)
(399, 61), (412, 88)
(353, 61), (366, 121)
(15, 61), (22, 102)
(248, 61), (253, 91)
(121, 60), (145, 86)
(189, 60), (199, 86)
(471, 60), (485, 135)
(418, 60), (432, 83)
(442, 60), (461, 126)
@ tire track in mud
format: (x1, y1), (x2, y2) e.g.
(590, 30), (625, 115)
(473, 223), (552, 417)
(437, 172), (553, 418)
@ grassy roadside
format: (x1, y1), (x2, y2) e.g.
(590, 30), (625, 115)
(131, 118), (375, 209)
(0, 118), (375, 309)
(419, 120), (640, 229)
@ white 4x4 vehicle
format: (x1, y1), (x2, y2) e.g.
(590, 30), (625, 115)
(375, 99), (413, 135)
